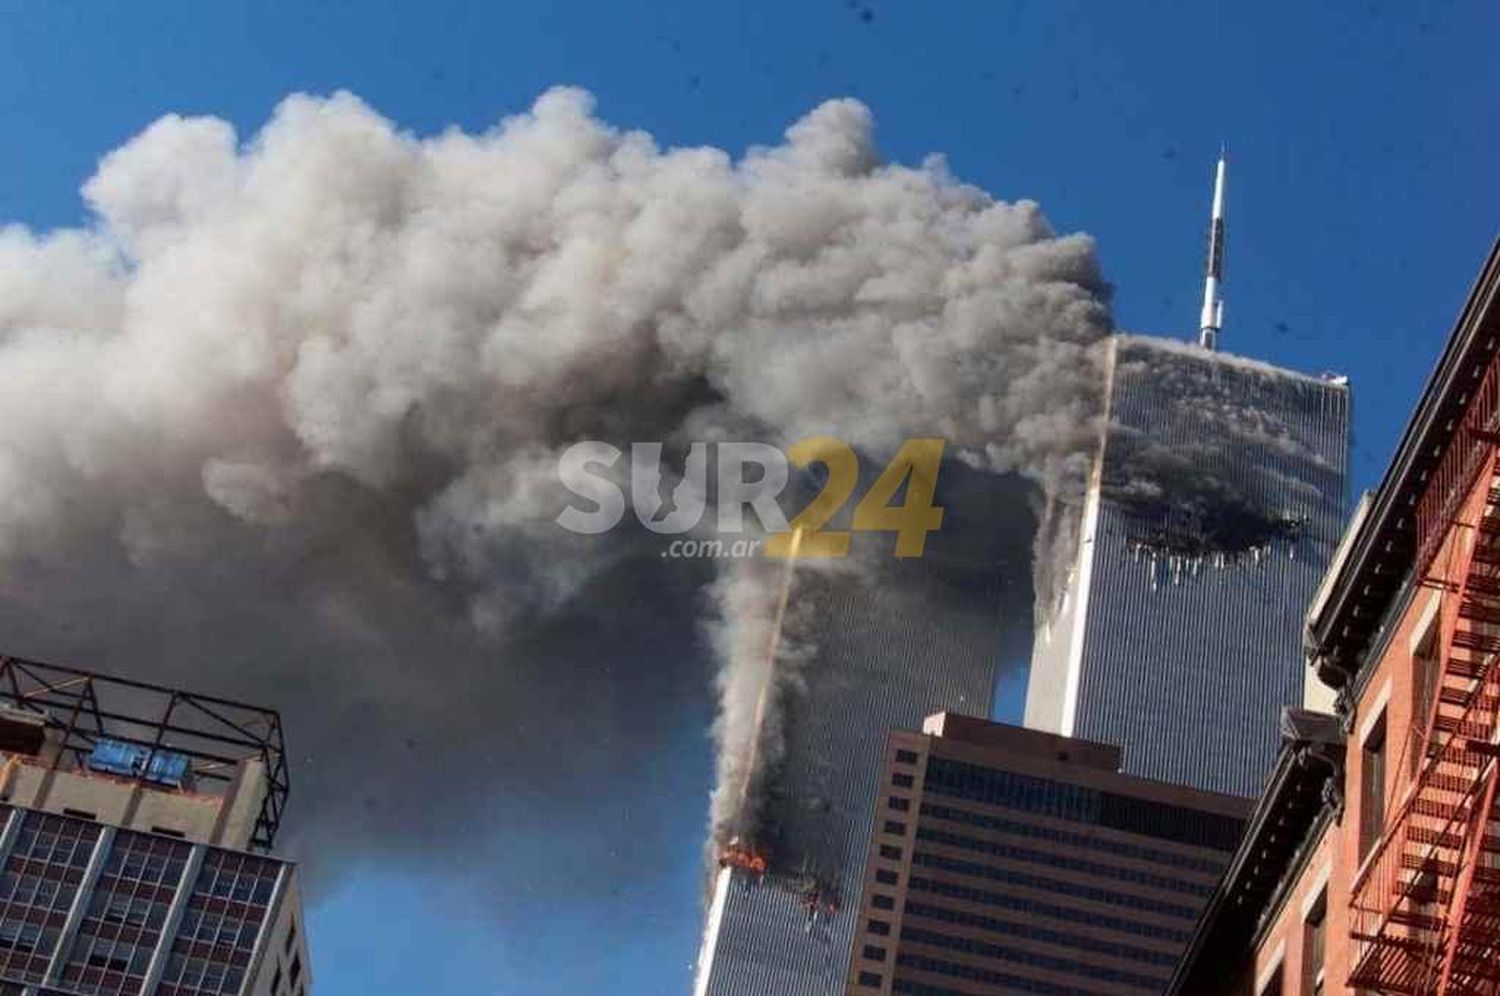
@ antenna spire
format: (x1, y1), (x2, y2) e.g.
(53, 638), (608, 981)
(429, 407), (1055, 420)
(1198, 148), (1227, 350)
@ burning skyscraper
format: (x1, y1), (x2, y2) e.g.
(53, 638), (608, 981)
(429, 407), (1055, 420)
(695, 466), (1032, 996)
(697, 151), (1349, 994)
(1026, 155), (1350, 797)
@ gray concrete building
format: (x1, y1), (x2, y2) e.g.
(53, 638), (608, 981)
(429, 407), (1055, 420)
(0, 656), (308, 996)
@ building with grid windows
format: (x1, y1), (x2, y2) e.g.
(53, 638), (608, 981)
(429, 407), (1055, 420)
(1026, 335), (1351, 799)
(844, 712), (1249, 995)
(694, 466), (1029, 996)
(0, 655), (309, 996)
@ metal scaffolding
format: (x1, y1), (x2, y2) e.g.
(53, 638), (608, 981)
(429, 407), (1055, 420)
(0, 654), (289, 851)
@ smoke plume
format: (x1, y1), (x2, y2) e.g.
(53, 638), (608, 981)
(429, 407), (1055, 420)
(0, 89), (1111, 896)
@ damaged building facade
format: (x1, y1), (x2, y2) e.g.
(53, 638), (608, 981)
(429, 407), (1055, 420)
(693, 470), (1031, 996)
(1168, 242), (1500, 994)
(696, 333), (1353, 995)
(1028, 334), (1352, 797)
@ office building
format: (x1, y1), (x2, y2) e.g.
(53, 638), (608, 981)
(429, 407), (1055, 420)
(1030, 152), (1350, 798)
(694, 467), (1030, 996)
(1167, 240), (1500, 994)
(844, 712), (1248, 995)
(1026, 333), (1351, 797)
(0, 655), (309, 996)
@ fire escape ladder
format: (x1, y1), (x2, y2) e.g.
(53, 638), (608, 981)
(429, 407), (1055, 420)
(1351, 452), (1500, 994)
(1438, 776), (1500, 993)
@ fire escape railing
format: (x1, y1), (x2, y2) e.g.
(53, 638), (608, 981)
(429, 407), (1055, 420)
(1415, 358), (1500, 577)
(1349, 353), (1500, 993)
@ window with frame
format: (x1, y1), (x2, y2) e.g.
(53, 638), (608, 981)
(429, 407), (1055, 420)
(1361, 713), (1388, 860)
(1411, 621), (1440, 776)
(1302, 890), (1327, 996)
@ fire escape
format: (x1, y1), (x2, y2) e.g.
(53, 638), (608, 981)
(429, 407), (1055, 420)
(1350, 361), (1500, 993)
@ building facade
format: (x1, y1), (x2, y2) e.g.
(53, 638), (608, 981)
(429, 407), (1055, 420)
(1027, 335), (1351, 798)
(694, 467), (1033, 996)
(845, 712), (1249, 996)
(0, 656), (309, 996)
(1167, 239), (1500, 995)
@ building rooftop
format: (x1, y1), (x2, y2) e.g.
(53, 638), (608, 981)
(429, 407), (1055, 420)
(1306, 239), (1500, 694)
(0, 653), (289, 850)
(920, 711), (1122, 770)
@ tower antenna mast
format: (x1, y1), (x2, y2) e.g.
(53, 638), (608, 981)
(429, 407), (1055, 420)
(1199, 147), (1227, 350)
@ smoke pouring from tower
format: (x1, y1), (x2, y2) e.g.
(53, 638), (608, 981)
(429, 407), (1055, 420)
(0, 89), (1112, 896)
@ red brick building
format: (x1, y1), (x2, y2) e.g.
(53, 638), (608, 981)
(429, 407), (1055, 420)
(1168, 239), (1500, 995)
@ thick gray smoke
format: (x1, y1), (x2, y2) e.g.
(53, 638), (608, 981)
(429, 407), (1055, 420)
(0, 89), (1111, 893)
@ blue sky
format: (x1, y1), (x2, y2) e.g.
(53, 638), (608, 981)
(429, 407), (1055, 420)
(2, 1), (1497, 993)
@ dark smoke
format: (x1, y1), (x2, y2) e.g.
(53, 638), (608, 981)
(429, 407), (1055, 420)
(0, 89), (1113, 896)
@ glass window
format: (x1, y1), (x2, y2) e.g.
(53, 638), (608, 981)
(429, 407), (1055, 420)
(1411, 623), (1440, 776)
(1303, 890), (1326, 996)
(1361, 714), (1388, 859)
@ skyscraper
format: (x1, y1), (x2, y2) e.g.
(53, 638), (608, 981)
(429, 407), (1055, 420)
(1025, 334), (1351, 796)
(0, 655), (310, 996)
(844, 712), (1248, 996)
(1026, 152), (1351, 798)
(694, 468), (1031, 996)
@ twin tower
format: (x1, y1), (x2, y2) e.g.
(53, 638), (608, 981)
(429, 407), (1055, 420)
(695, 154), (1352, 995)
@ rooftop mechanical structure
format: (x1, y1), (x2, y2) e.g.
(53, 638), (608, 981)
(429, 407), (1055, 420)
(0, 655), (288, 852)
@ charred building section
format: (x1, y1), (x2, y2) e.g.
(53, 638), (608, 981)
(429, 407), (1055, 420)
(1027, 335), (1350, 797)
(695, 465), (1032, 996)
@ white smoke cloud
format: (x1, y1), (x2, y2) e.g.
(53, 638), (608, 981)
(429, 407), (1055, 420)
(0, 88), (1111, 890)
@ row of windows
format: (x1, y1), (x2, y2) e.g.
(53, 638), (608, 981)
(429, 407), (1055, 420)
(903, 900), (1182, 968)
(910, 851), (1202, 920)
(896, 954), (1107, 996)
(923, 758), (1244, 851)
(890, 981), (979, 996)
(0, 814), (99, 981)
(60, 830), (195, 995)
(160, 852), (281, 996)
(915, 826), (1214, 897)
(10, 820), (99, 871)
(922, 803), (1226, 875)
(0, 813), (289, 996)
(905, 876), (1191, 943)
(901, 926), (1167, 990)
(0, 872), (67, 911)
